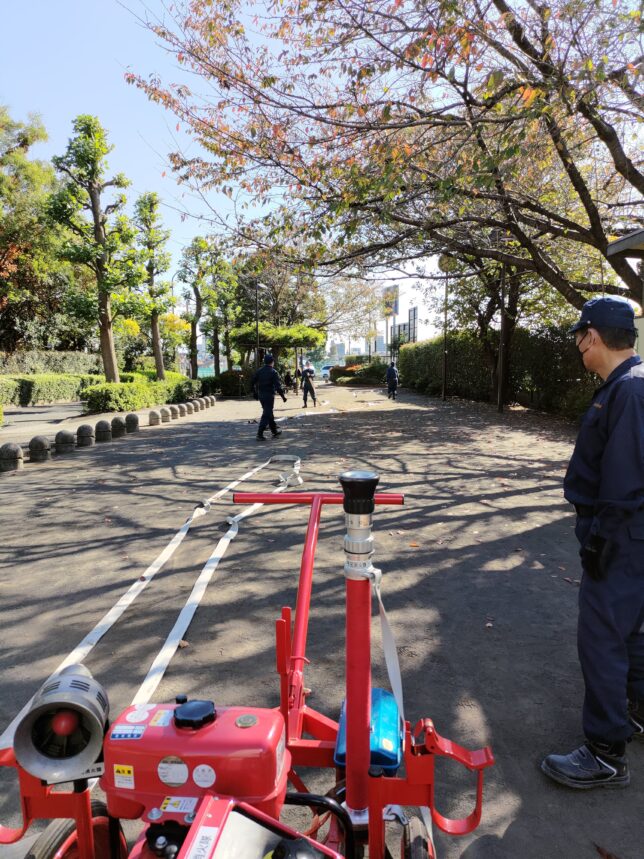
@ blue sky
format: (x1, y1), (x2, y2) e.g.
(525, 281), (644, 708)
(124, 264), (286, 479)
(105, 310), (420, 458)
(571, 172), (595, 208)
(1, 0), (432, 338)
(0, 0), (226, 271)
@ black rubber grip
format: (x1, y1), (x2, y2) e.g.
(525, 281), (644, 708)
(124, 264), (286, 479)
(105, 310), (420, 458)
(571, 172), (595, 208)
(338, 470), (380, 514)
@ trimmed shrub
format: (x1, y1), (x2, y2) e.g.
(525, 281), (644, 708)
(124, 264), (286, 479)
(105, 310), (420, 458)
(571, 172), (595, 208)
(200, 376), (219, 396)
(399, 326), (597, 420)
(330, 365), (354, 382)
(0, 351), (101, 374)
(84, 383), (159, 413)
(218, 370), (247, 397)
(398, 334), (490, 400)
(0, 377), (20, 405)
(344, 354), (369, 366)
(0, 403), (3, 425)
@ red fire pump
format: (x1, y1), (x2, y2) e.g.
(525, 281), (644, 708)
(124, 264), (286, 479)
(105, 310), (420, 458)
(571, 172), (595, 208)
(0, 470), (494, 858)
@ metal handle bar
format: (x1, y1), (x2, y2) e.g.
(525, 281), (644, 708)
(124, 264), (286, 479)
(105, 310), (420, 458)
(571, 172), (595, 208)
(232, 492), (404, 505)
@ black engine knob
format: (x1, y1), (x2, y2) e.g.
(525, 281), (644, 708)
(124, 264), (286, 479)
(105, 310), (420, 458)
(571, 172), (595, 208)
(173, 699), (216, 729)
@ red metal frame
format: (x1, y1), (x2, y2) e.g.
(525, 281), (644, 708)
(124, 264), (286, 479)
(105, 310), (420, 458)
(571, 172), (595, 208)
(0, 487), (494, 859)
(233, 490), (494, 858)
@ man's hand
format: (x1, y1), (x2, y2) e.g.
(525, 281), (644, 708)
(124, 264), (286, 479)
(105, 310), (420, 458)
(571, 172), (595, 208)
(581, 535), (609, 581)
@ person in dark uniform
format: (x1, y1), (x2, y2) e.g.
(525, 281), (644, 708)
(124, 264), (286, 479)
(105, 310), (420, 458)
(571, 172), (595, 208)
(301, 361), (317, 407)
(252, 354), (287, 441)
(541, 296), (644, 789)
(386, 361), (399, 399)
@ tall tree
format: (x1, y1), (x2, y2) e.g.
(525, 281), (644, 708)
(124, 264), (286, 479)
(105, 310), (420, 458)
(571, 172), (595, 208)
(48, 115), (142, 381)
(134, 192), (172, 379)
(132, 0), (643, 308)
(177, 236), (213, 379)
(0, 108), (74, 352)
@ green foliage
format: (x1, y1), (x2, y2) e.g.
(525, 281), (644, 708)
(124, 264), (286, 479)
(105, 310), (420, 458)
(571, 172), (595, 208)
(83, 373), (201, 412)
(329, 360), (385, 384)
(329, 364), (351, 382)
(344, 354), (369, 366)
(231, 322), (326, 350)
(0, 373), (104, 406)
(0, 376), (19, 404)
(0, 402), (3, 424)
(0, 350), (101, 374)
(83, 382), (158, 413)
(399, 327), (596, 419)
(218, 370), (244, 397)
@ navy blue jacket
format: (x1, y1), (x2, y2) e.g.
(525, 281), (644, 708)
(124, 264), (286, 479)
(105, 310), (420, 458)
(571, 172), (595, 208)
(564, 355), (644, 542)
(386, 366), (399, 384)
(252, 365), (285, 399)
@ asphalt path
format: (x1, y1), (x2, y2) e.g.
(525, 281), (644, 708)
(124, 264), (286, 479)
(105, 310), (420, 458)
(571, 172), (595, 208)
(0, 386), (639, 858)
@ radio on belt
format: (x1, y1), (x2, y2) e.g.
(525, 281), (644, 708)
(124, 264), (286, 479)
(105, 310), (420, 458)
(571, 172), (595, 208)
(101, 699), (289, 821)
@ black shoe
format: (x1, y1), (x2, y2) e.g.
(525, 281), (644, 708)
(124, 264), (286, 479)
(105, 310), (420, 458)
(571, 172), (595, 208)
(629, 700), (644, 740)
(541, 741), (629, 789)
(256, 432), (266, 441)
(271, 429), (282, 437)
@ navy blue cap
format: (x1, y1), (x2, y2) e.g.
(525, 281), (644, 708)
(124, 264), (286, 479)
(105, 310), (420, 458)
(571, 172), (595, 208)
(568, 296), (635, 334)
(264, 354), (274, 364)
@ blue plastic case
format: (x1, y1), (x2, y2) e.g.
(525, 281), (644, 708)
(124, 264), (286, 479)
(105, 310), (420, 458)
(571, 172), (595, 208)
(334, 687), (403, 775)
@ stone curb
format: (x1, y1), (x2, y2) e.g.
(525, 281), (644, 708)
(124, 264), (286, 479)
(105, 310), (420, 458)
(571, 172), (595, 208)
(0, 396), (216, 472)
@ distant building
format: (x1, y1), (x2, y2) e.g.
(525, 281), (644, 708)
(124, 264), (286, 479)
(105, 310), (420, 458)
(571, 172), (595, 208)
(375, 335), (385, 354)
(336, 343), (346, 358)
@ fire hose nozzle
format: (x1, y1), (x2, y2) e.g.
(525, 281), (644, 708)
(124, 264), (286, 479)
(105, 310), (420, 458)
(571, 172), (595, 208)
(338, 470), (380, 515)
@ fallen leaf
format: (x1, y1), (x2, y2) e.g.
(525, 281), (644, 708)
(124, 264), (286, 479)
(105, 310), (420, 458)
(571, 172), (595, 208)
(409, 542), (420, 548)
(485, 622), (494, 628)
(178, 640), (190, 649)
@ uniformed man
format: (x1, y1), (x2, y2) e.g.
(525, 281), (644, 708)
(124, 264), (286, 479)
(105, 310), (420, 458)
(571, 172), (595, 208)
(301, 361), (317, 407)
(386, 361), (399, 400)
(541, 295), (644, 789)
(252, 354), (287, 441)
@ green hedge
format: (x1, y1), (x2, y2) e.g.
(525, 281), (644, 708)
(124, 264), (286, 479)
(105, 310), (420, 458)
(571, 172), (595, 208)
(0, 373), (105, 406)
(398, 326), (596, 419)
(0, 351), (101, 374)
(82, 374), (201, 413)
(217, 368), (255, 397)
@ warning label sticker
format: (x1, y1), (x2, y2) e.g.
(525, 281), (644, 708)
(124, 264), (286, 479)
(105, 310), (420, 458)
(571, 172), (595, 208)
(113, 764), (135, 790)
(160, 796), (198, 814)
(183, 826), (220, 859)
(111, 725), (146, 740)
(150, 709), (173, 728)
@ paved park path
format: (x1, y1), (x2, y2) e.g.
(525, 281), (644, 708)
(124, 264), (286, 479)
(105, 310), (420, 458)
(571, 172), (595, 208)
(0, 386), (638, 858)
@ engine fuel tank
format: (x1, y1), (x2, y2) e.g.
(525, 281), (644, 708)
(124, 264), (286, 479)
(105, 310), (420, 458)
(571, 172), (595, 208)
(101, 701), (289, 823)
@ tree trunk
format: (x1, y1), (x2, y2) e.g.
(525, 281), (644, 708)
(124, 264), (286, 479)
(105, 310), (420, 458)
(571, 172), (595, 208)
(189, 287), (203, 380)
(190, 321), (198, 380)
(98, 291), (120, 383)
(213, 318), (221, 375)
(151, 308), (166, 380)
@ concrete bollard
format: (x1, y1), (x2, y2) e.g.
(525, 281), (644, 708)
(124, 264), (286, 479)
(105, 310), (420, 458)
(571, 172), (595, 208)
(111, 416), (127, 439)
(191, 399), (203, 411)
(199, 397), (208, 409)
(169, 405), (180, 419)
(160, 407), (171, 423)
(177, 403), (187, 417)
(149, 410), (161, 426)
(29, 435), (52, 463)
(185, 402), (194, 414)
(0, 442), (23, 472)
(77, 425), (95, 447)
(95, 420), (112, 442)
(209, 395), (217, 406)
(55, 430), (76, 454)
(125, 413), (139, 433)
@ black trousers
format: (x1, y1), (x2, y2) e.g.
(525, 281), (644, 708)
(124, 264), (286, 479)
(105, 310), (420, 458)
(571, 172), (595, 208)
(576, 516), (644, 742)
(258, 396), (277, 434)
(303, 384), (316, 405)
